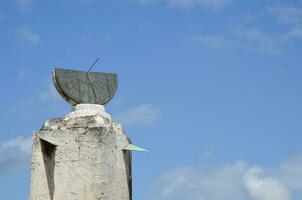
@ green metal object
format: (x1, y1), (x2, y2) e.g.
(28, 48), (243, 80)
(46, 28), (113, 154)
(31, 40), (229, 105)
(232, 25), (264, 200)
(52, 68), (118, 105)
(123, 144), (148, 152)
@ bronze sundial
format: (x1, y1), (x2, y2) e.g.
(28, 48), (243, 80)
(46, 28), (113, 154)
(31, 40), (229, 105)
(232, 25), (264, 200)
(52, 68), (118, 106)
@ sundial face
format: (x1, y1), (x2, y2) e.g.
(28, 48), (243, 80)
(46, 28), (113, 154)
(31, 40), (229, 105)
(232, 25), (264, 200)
(53, 68), (118, 106)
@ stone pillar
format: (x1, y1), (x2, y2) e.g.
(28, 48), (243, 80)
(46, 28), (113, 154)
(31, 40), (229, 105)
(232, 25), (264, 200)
(30, 104), (132, 200)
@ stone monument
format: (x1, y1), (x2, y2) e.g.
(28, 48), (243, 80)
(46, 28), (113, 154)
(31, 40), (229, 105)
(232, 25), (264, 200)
(30, 68), (145, 200)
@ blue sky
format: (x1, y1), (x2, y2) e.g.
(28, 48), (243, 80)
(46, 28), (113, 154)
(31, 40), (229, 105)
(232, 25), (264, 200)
(1, 0), (302, 199)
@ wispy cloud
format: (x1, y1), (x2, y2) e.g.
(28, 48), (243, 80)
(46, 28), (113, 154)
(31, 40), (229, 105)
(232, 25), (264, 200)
(268, 5), (302, 26)
(17, 26), (40, 44)
(0, 137), (31, 175)
(154, 155), (302, 200)
(193, 35), (232, 49)
(193, 3), (302, 54)
(194, 27), (282, 54)
(0, 13), (6, 22)
(17, 68), (33, 79)
(167, 0), (231, 10)
(39, 83), (61, 102)
(231, 26), (282, 54)
(284, 28), (302, 40)
(136, 0), (231, 10)
(136, 0), (156, 6)
(269, 5), (302, 41)
(16, 0), (34, 11)
(114, 104), (159, 126)
(10, 78), (68, 116)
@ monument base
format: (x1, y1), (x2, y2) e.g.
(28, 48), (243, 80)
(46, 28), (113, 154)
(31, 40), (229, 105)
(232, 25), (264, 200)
(30, 104), (132, 200)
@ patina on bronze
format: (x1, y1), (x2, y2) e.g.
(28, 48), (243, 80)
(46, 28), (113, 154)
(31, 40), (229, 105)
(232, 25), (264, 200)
(52, 68), (118, 105)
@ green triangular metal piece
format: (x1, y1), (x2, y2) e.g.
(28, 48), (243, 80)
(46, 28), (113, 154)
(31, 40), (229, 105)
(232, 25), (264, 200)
(123, 144), (148, 152)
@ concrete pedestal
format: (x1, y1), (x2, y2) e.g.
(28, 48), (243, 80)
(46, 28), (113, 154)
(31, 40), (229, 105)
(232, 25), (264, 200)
(30, 104), (132, 200)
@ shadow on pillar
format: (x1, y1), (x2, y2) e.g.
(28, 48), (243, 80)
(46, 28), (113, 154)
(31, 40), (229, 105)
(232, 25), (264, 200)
(40, 138), (57, 200)
(124, 137), (133, 200)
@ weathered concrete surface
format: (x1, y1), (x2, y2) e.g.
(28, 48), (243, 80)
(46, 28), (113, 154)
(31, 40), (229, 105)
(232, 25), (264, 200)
(30, 104), (132, 200)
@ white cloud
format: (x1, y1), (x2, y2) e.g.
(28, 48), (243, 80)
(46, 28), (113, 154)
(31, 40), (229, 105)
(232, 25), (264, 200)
(277, 155), (302, 191)
(158, 161), (249, 200)
(0, 137), (31, 175)
(16, 0), (34, 11)
(17, 26), (40, 44)
(114, 104), (159, 126)
(155, 155), (302, 200)
(1, 137), (31, 155)
(136, 0), (231, 10)
(244, 167), (291, 200)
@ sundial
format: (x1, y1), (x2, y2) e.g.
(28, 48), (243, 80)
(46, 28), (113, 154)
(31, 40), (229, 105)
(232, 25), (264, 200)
(52, 60), (118, 105)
